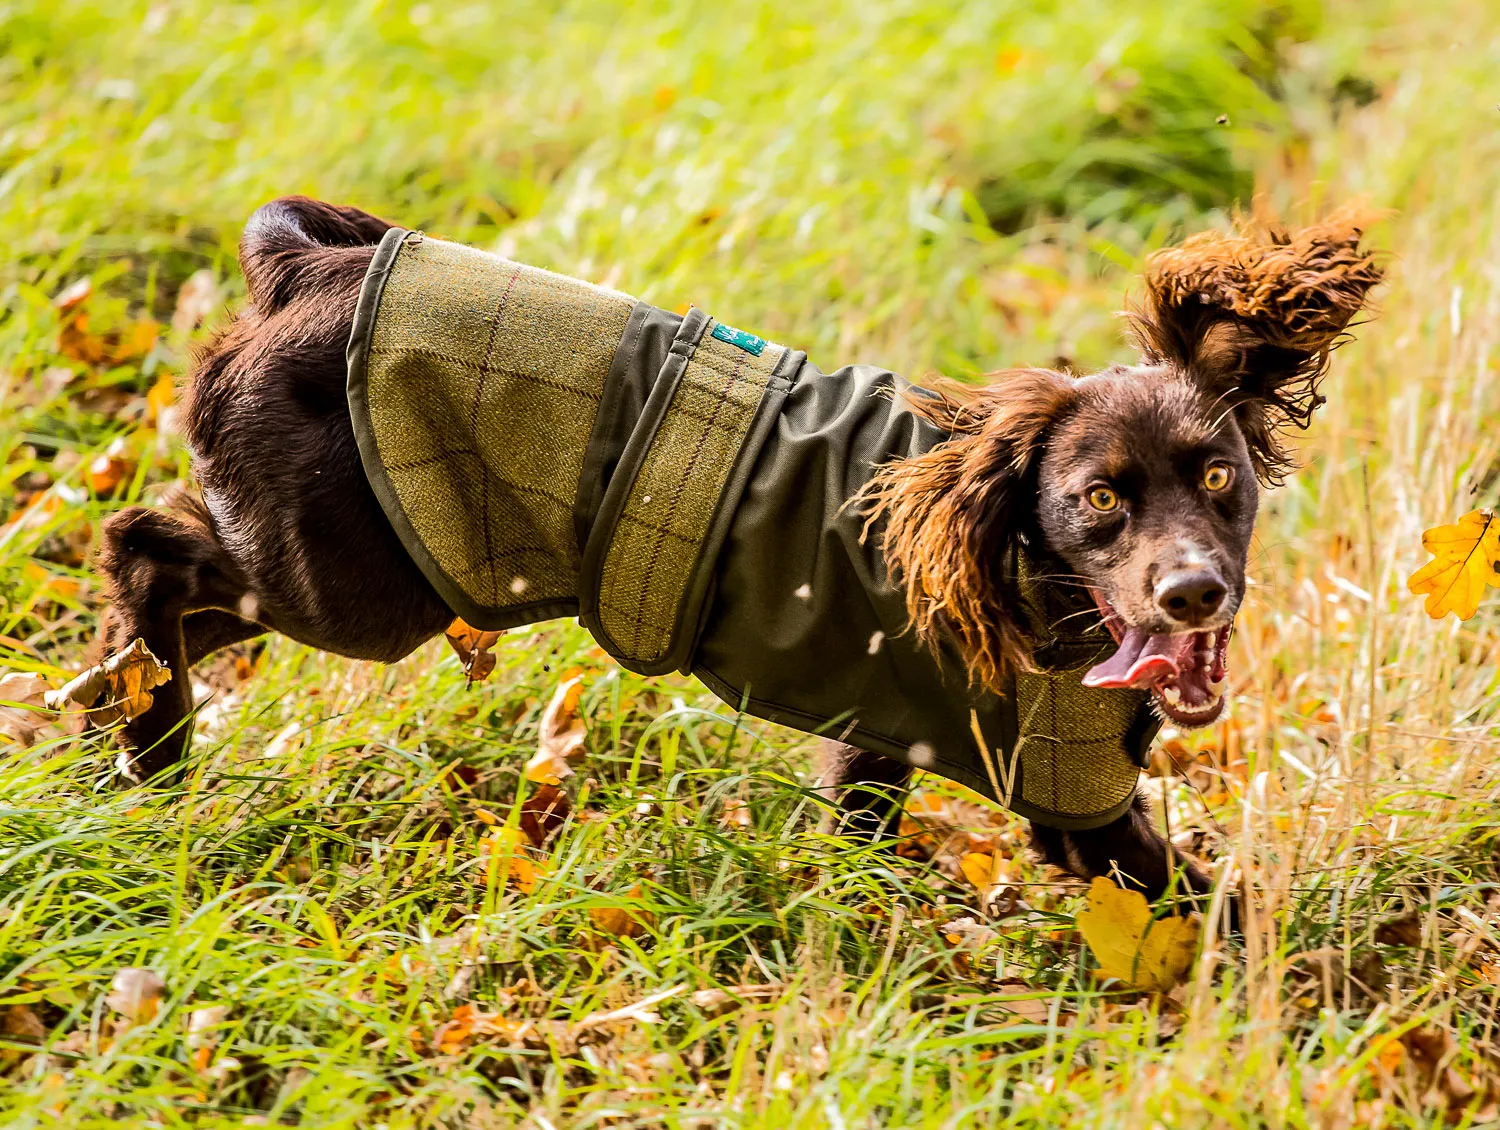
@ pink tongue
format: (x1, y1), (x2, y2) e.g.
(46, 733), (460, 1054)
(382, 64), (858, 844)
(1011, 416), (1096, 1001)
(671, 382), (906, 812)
(1082, 629), (1191, 690)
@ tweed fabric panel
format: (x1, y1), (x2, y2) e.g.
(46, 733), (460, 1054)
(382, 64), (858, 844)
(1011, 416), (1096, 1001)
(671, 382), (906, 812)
(1014, 666), (1143, 817)
(365, 237), (634, 613)
(598, 324), (786, 663)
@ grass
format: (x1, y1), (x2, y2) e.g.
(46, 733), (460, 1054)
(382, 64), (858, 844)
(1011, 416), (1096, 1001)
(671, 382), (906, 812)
(3, 0), (1500, 1125)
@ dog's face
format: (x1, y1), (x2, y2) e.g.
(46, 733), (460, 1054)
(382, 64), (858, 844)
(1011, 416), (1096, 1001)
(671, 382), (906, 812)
(1034, 368), (1260, 726)
(867, 208), (1383, 725)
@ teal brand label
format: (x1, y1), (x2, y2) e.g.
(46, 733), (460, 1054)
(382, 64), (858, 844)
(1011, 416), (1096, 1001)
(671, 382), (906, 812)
(711, 322), (767, 356)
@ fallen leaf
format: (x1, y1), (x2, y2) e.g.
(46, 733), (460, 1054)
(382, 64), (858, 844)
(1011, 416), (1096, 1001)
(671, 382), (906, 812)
(590, 883), (654, 939)
(86, 437), (134, 495)
(689, 984), (783, 1016)
(53, 277), (92, 314)
(524, 675), (586, 784)
(1407, 509), (1500, 620)
(520, 783), (570, 847)
(106, 967), (165, 1025)
(1076, 876), (1199, 992)
(573, 984), (685, 1032)
(960, 852), (997, 890)
(46, 638), (172, 726)
(477, 827), (544, 894)
(171, 269), (220, 336)
(146, 371), (175, 425)
(0, 672), (52, 746)
(429, 1003), (532, 1055)
(444, 617), (502, 682)
(1374, 911), (1424, 948)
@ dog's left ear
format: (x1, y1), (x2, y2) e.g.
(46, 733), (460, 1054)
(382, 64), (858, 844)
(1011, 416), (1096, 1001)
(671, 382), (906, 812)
(862, 370), (1075, 692)
(1127, 205), (1385, 484)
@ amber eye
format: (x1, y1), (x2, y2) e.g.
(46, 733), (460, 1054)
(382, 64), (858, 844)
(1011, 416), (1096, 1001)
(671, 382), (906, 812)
(1087, 485), (1120, 513)
(1203, 463), (1233, 492)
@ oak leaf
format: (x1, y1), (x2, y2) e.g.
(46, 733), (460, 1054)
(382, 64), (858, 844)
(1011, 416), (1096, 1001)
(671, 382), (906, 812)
(524, 676), (586, 784)
(46, 638), (172, 726)
(444, 617), (502, 682)
(1407, 508), (1500, 620)
(1076, 876), (1199, 992)
(0, 672), (52, 746)
(590, 883), (654, 939)
(106, 967), (165, 1025)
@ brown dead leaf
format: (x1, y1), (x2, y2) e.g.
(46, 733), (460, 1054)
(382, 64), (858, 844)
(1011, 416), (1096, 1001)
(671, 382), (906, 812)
(520, 783), (570, 847)
(590, 883), (654, 940)
(444, 617), (502, 682)
(525, 675), (586, 784)
(476, 827), (544, 894)
(171, 269), (220, 336)
(46, 637), (172, 726)
(429, 1003), (533, 1056)
(106, 967), (165, 1025)
(86, 437), (134, 495)
(1375, 912), (1425, 948)
(1400, 1025), (1480, 1114)
(573, 984), (685, 1032)
(0, 672), (52, 746)
(689, 984), (783, 1016)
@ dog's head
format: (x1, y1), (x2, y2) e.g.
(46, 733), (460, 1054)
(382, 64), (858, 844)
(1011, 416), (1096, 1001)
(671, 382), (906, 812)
(868, 207), (1384, 727)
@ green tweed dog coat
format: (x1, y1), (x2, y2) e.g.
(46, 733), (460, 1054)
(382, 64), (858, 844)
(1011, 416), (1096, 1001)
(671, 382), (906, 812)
(347, 229), (1158, 830)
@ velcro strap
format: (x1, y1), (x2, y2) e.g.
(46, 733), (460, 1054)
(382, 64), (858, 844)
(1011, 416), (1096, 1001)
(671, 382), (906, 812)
(586, 314), (788, 671)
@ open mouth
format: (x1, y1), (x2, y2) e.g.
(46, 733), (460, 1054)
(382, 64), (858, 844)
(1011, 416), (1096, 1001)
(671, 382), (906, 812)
(1080, 591), (1231, 728)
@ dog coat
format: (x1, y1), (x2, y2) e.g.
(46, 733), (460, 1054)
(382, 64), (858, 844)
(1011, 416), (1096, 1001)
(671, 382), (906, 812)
(347, 229), (1159, 830)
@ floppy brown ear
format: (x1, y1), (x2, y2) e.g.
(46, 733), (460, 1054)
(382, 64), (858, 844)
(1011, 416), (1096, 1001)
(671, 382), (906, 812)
(1127, 204), (1386, 484)
(861, 370), (1075, 692)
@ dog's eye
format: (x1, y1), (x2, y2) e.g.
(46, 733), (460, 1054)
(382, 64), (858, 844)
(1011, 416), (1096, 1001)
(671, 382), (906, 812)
(1087, 485), (1120, 513)
(1203, 463), (1233, 492)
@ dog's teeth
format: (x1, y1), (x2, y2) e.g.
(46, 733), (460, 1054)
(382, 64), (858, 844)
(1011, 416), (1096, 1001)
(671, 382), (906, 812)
(1206, 677), (1226, 696)
(1160, 685), (1183, 707)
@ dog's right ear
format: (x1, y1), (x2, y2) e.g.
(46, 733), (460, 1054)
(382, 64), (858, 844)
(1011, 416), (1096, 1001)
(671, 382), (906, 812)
(862, 369), (1075, 692)
(240, 196), (398, 313)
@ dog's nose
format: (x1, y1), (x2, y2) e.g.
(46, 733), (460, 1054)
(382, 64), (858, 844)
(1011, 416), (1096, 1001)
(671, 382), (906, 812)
(1155, 570), (1226, 625)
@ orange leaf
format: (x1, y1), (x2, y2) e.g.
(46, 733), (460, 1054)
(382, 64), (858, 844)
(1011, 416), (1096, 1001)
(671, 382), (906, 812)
(444, 617), (503, 681)
(520, 783), (570, 847)
(524, 676), (586, 783)
(1407, 509), (1500, 620)
(590, 884), (654, 939)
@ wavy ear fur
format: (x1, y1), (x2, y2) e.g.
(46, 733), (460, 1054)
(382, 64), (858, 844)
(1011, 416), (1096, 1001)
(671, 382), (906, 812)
(862, 370), (1075, 692)
(1127, 203), (1385, 484)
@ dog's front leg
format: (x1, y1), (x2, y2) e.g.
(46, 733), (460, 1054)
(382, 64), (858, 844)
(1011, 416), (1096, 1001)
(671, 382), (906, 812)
(1028, 793), (1216, 908)
(819, 742), (913, 843)
(99, 503), (261, 782)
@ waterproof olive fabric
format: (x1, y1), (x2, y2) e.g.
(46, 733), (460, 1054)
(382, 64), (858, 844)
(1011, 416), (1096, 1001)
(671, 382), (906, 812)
(348, 228), (1157, 830)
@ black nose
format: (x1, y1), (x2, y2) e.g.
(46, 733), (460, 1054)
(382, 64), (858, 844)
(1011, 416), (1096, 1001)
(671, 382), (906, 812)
(1155, 571), (1226, 624)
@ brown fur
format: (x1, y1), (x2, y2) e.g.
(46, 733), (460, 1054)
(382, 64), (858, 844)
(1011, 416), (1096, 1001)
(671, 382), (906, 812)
(94, 197), (1383, 918)
(859, 370), (1074, 689)
(1127, 204), (1386, 484)
(864, 208), (1385, 692)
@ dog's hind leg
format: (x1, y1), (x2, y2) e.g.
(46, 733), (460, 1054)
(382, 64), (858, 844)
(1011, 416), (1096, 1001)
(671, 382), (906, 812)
(98, 497), (266, 782)
(819, 742), (913, 843)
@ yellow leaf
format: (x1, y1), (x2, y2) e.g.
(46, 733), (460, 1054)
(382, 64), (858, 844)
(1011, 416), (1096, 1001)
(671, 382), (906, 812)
(1075, 876), (1199, 992)
(45, 638), (171, 726)
(959, 852), (996, 890)
(1407, 508), (1500, 620)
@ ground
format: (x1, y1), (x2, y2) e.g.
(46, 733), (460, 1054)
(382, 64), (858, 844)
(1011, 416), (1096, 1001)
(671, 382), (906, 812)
(3, 1), (1500, 1126)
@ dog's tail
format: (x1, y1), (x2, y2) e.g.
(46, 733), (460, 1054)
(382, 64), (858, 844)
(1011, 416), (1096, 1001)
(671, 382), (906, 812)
(240, 195), (397, 314)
